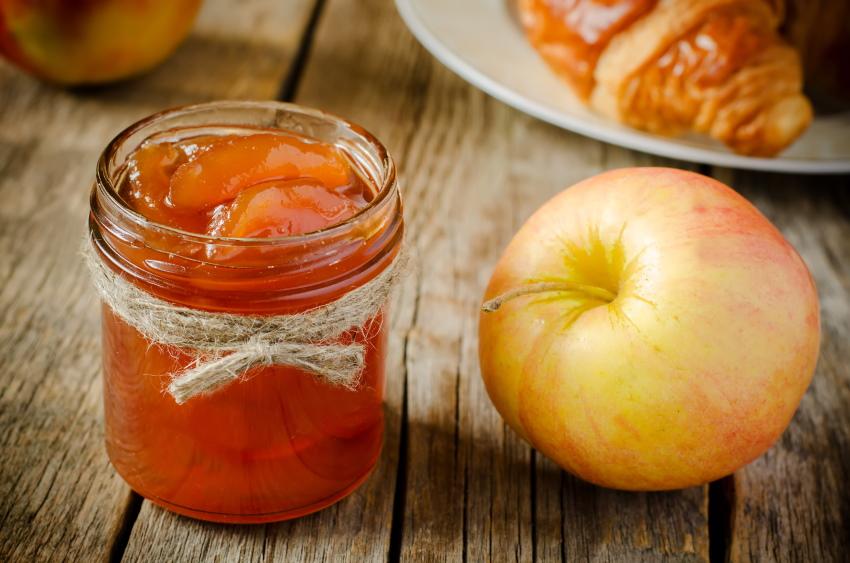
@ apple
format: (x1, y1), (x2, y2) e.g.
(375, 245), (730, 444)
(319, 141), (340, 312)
(479, 168), (819, 490)
(0, 0), (202, 85)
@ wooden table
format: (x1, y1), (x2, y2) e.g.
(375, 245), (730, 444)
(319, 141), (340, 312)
(1, 1), (848, 561)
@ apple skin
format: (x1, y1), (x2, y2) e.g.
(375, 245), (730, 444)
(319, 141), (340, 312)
(0, 0), (202, 85)
(479, 168), (820, 491)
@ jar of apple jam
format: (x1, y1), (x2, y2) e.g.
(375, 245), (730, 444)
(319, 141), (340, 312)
(87, 101), (403, 523)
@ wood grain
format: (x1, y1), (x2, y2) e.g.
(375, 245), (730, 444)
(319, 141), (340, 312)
(529, 144), (711, 563)
(0, 1), (317, 561)
(291, 1), (710, 561)
(712, 170), (850, 563)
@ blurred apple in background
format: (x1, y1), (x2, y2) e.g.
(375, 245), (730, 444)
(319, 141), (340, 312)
(0, 0), (202, 85)
(479, 168), (820, 491)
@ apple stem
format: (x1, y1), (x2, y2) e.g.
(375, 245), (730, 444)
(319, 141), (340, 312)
(481, 281), (616, 313)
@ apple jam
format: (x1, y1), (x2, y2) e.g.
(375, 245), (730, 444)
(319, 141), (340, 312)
(88, 102), (403, 523)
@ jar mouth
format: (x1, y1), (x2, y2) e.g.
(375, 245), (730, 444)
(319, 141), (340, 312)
(95, 100), (398, 247)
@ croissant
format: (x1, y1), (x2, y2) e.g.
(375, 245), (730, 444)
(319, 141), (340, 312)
(518, 0), (814, 157)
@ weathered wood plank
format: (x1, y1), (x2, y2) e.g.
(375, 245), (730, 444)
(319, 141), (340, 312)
(0, 142), (132, 562)
(711, 170), (850, 563)
(271, 0), (430, 559)
(0, 1), (317, 561)
(525, 142), (711, 563)
(286, 1), (712, 561)
(562, 478), (708, 562)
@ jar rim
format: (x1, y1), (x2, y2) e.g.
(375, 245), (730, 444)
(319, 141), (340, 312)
(95, 100), (398, 247)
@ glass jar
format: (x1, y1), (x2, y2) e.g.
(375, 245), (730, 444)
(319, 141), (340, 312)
(88, 101), (403, 523)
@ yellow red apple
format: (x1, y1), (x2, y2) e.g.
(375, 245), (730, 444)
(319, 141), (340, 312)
(0, 0), (202, 85)
(479, 168), (819, 490)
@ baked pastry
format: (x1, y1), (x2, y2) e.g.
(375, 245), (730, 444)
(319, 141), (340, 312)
(518, 0), (814, 156)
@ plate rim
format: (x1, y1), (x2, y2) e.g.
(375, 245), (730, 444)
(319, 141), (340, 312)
(395, 0), (850, 175)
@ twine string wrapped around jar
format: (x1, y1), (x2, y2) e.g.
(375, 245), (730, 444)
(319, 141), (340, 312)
(84, 240), (407, 404)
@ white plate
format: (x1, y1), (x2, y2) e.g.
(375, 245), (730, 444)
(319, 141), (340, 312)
(396, 0), (850, 174)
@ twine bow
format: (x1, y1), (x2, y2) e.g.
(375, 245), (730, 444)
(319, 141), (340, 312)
(84, 240), (406, 404)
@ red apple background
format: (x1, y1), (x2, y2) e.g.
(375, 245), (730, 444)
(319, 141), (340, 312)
(0, 0), (202, 85)
(479, 168), (820, 491)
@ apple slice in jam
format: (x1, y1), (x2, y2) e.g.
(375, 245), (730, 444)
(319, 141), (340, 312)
(169, 133), (352, 210)
(209, 179), (363, 239)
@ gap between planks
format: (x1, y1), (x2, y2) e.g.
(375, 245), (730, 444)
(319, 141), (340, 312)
(386, 283), (420, 562)
(109, 493), (143, 563)
(278, 0), (328, 102)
